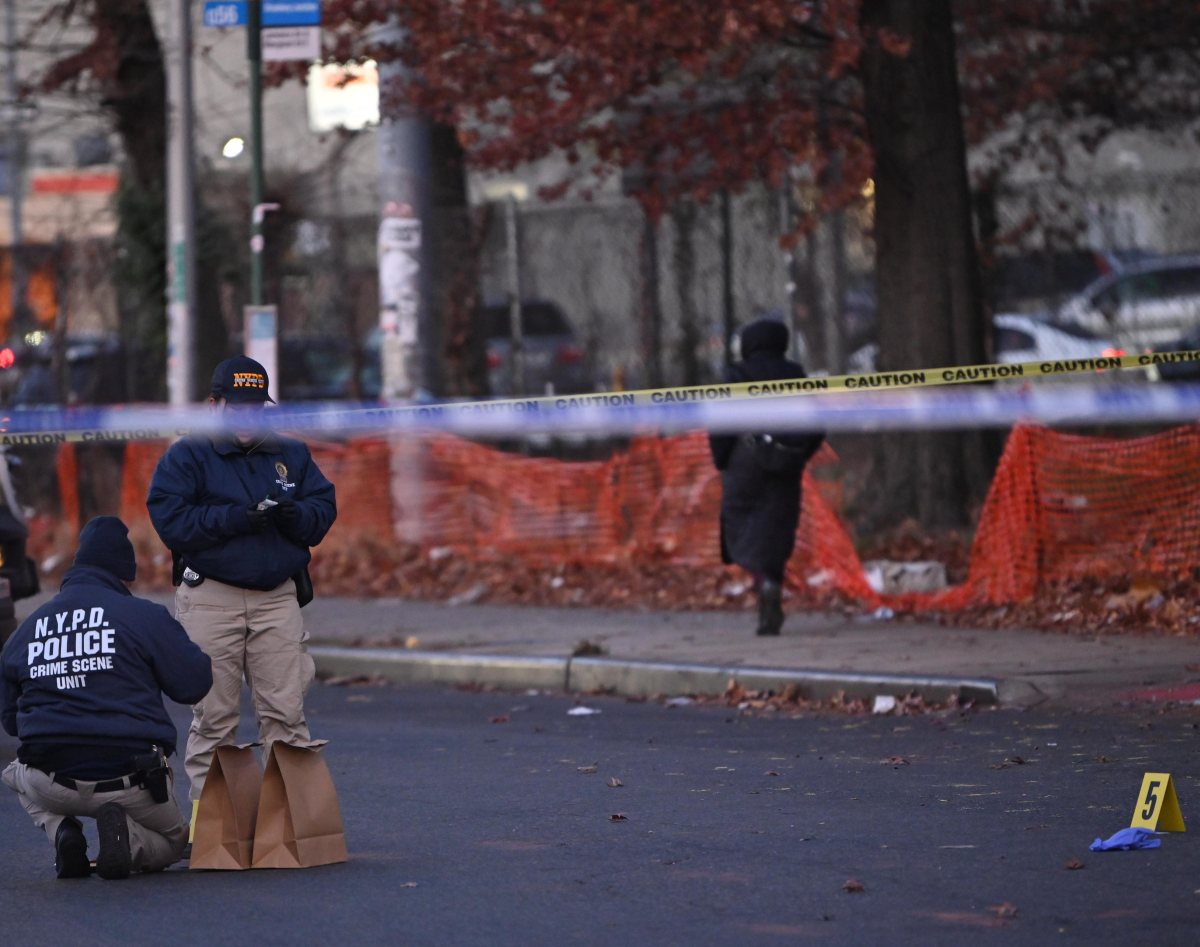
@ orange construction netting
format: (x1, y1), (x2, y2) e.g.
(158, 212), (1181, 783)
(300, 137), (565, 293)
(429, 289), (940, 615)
(43, 423), (1200, 610)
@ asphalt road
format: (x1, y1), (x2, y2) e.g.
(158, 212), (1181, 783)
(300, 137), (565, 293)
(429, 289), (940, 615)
(2, 684), (1199, 945)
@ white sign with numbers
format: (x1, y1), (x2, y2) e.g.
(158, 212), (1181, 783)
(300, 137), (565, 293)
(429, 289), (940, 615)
(261, 26), (320, 62)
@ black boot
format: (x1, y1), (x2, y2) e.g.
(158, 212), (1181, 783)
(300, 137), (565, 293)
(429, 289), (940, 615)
(755, 580), (784, 636)
(55, 816), (90, 879)
(96, 803), (132, 880)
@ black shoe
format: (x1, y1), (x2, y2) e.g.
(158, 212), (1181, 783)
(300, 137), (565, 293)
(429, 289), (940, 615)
(755, 580), (784, 637)
(54, 817), (90, 879)
(95, 803), (132, 880)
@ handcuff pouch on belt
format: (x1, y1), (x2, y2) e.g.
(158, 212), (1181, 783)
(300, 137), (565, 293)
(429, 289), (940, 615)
(131, 746), (171, 804)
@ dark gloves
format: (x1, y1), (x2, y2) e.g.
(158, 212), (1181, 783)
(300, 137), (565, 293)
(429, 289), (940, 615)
(271, 497), (302, 530)
(246, 505), (272, 534)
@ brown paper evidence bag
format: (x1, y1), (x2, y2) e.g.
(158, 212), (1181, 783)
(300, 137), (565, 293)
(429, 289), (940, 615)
(190, 741), (348, 870)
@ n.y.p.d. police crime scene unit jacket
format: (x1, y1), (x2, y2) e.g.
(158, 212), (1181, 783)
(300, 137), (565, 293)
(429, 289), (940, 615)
(1, 564), (213, 761)
(146, 433), (337, 591)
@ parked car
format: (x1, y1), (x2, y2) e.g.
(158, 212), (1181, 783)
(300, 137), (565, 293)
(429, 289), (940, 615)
(1145, 328), (1200, 383)
(988, 248), (1155, 314)
(993, 313), (1120, 365)
(356, 300), (591, 399)
(482, 300), (591, 397)
(225, 332), (373, 402)
(277, 334), (367, 401)
(3, 333), (129, 407)
(846, 314), (1115, 375)
(1046, 255), (1200, 351)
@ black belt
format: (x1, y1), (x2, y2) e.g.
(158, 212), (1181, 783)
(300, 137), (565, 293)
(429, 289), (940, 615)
(50, 772), (141, 793)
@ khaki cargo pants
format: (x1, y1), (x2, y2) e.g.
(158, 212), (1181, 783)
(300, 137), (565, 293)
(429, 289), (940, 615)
(176, 578), (315, 801)
(2, 760), (187, 872)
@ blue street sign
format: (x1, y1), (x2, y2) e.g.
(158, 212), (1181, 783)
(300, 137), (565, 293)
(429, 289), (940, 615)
(262, 1), (321, 27)
(202, 1), (246, 28)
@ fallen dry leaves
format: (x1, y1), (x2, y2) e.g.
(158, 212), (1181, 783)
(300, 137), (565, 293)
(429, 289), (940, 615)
(301, 542), (858, 612)
(842, 879), (865, 893)
(931, 576), (1200, 638)
(1065, 858), (1085, 870)
(688, 680), (964, 718)
(43, 473), (1195, 638)
(59, 507), (1196, 639)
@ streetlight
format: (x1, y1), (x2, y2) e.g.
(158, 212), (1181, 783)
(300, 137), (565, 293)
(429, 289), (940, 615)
(222, 136), (245, 159)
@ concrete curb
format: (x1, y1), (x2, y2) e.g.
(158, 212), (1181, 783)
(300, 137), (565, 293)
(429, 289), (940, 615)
(311, 646), (1000, 706)
(311, 647), (567, 691)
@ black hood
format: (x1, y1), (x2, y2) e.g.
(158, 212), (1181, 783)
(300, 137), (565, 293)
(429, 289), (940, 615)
(739, 319), (789, 358)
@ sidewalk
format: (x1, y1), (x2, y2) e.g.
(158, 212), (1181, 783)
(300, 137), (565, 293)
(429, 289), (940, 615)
(297, 598), (1200, 709)
(16, 593), (1199, 708)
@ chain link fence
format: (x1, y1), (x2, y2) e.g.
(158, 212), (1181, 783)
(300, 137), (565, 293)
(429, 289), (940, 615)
(94, 167), (1200, 403)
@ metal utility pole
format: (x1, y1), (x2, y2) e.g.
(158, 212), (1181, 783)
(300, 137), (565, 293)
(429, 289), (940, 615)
(166, 0), (196, 404)
(375, 14), (437, 401)
(248, 0), (266, 305)
(4, 0), (28, 338)
(504, 195), (525, 396)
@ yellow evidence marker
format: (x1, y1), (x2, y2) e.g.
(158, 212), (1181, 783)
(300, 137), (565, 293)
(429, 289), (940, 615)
(1130, 773), (1186, 832)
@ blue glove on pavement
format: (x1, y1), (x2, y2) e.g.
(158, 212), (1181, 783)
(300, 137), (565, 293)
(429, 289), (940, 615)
(1089, 827), (1162, 851)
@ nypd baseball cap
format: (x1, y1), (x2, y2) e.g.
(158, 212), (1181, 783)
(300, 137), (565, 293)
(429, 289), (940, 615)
(211, 355), (275, 403)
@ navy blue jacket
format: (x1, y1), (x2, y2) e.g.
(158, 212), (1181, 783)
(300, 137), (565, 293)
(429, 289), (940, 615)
(0, 566), (213, 754)
(146, 433), (337, 591)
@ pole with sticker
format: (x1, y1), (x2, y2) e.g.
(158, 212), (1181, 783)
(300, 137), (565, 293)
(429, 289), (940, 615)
(1130, 772), (1185, 832)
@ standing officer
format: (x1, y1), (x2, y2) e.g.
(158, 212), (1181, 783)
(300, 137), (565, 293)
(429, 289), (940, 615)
(709, 319), (825, 636)
(146, 355), (336, 828)
(1, 516), (212, 879)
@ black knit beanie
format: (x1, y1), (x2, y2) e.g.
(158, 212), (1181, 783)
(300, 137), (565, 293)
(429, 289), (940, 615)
(74, 516), (137, 582)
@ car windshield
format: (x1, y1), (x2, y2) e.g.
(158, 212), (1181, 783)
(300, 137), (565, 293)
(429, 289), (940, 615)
(1044, 319), (1105, 340)
(993, 251), (1115, 308)
(485, 303), (571, 339)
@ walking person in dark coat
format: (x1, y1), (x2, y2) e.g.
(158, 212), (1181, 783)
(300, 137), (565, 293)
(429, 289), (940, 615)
(709, 319), (825, 636)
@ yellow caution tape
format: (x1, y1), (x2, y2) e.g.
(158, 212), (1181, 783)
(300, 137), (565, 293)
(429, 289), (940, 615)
(1, 349), (1196, 445)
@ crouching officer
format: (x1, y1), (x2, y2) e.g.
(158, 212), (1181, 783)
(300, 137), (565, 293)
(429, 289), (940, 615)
(146, 356), (336, 826)
(1, 516), (213, 879)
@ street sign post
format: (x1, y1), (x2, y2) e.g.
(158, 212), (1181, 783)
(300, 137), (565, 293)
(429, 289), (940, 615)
(243, 305), (279, 402)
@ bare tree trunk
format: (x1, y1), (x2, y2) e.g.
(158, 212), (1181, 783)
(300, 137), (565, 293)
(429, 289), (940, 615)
(859, 0), (992, 529)
(802, 227), (826, 371)
(431, 123), (487, 397)
(94, 0), (226, 399)
(670, 200), (701, 386)
(718, 190), (735, 372)
(640, 210), (663, 388)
